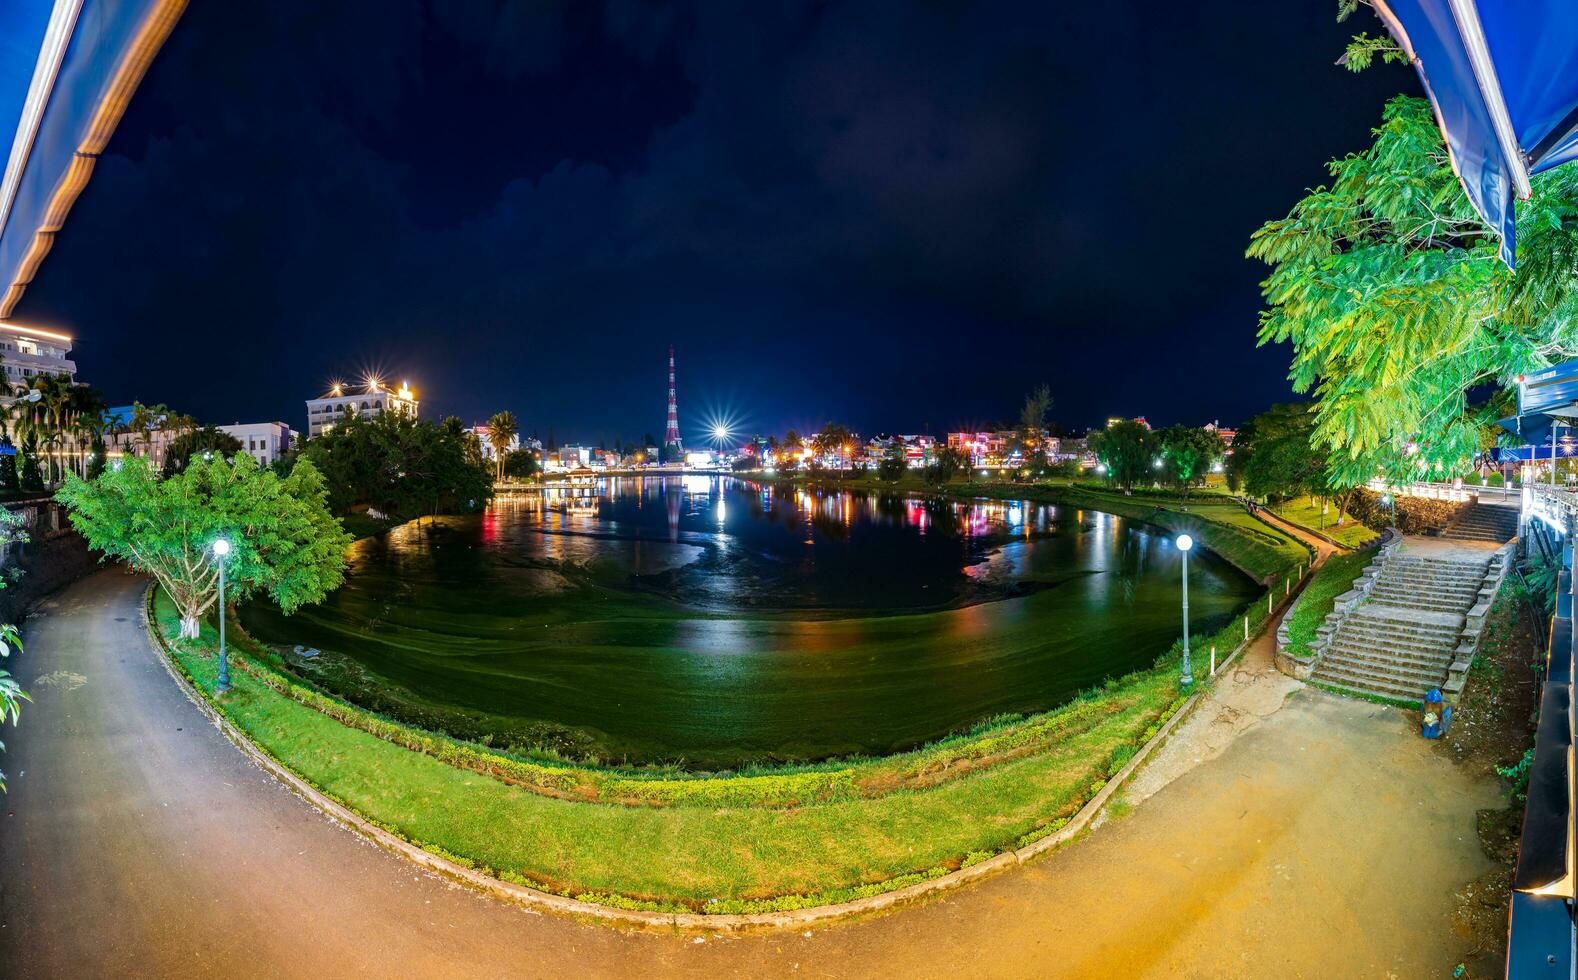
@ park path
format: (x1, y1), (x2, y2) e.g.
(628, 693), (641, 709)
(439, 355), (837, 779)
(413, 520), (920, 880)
(0, 568), (1500, 979)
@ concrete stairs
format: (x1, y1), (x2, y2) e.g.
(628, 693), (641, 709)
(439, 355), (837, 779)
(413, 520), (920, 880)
(1309, 551), (1502, 704)
(1441, 502), (1520, 543)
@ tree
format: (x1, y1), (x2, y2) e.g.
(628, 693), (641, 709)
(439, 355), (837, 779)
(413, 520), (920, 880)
(1088, 420), (1155, 493)
(501, 448), (538, 479)
(1156, 426), (1224, 498)
(485, 410), (518, 481)
(59, 454), (351, 639)
(1230, 403), (1343, 513)
(924, 445), (965, 485)
(18, 436), (42, 494)
(877, 440), (908, 482)
(298, 411), (493, 519)
(0, 506), (27, 791)
(811, 423), (855, 464)
(161, 425), (244, 478)
(1017, 384), (1053, 461)
(1249, 83), (1578, 486)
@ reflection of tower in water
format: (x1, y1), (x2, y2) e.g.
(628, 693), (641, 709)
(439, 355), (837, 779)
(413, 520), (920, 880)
(667, 481), (681, 542)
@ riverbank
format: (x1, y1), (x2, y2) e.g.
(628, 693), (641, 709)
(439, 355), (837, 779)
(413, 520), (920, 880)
(752, 472), (1311, 583)
(152, 551), (1299, 915)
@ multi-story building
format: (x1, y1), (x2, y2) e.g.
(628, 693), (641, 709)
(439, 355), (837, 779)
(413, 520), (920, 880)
(219, 422), (296, 467)
(1204, 420), (1237, 447)
(0, 322), (76, 385)
(305, 379), (418, 438)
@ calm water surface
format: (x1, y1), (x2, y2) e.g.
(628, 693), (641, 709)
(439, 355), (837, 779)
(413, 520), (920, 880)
(240, 476), (1258, 767)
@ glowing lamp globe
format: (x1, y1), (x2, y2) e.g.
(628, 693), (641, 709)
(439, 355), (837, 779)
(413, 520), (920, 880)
(212, 539), (231, 557)
(1175, 533), (1193, 552)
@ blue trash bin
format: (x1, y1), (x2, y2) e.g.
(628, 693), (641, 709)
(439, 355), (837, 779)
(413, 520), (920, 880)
(1422, 688), (1445, 739)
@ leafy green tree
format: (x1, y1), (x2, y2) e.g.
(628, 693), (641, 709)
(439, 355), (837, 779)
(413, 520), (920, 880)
(161, 425), (244, 478)
(299, 411), (494, 520)
(1017, 383), (1052, 455)
(485, 410), (518, 481)
(924, 445), (965, 485)
(1248, 90), (1578, 487)
(501, 448), (538, 479)
(18, 437), (42, 494)
(1156, 426), (1224, 498)
(1088, 420), (1155, 493)
(59, 454), (350, 640)
(877, 440), (908, 482)
(811, 422), (855, 463)
(0, 506), (27, 791)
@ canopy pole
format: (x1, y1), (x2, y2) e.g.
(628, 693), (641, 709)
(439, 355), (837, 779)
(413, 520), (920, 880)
(1445, 0), (1533, 200)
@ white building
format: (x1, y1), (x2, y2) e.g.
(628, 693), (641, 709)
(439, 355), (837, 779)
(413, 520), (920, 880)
(305, 379), (418, 438)
(467, 424), (520, 461)
(219, 422), (297, 467)
(0, 322), (76, 384)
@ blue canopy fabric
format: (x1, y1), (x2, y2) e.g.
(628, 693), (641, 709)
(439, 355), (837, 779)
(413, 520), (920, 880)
(1375, 0), (1578, 267)
(0, 0), (187, 318)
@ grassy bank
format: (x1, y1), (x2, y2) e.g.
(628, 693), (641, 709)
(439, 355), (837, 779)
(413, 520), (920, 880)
(1280, 548), (1376, 660)
(1267, 498), (1377, 550)
(151, 572), (1284, 912)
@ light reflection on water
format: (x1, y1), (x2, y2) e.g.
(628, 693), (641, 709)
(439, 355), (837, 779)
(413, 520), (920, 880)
(240, 477), (1260, 766)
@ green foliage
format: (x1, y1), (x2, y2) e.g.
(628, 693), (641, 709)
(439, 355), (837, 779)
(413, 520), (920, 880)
(1155, 425), (1224, 497)
(0, 506), (26, 791)
(297, 411), (494, 519)
(1249, 95), (1578, 487)
(501, 448), (538, 479)
(160, 424), (244, 477)
(877, 440), (907, 482)
(1088, 419), (1155, 493)
(924, 445), (965, 485)
(1231, 403), (1327, 502)
(59, 455), (350, 637)
(17, 437), (41, 493)
(811, 422), (855, 460)
(484, 410), (518, 481)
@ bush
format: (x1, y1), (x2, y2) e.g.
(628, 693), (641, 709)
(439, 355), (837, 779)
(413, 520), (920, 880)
(1346, 487), (1462, 534)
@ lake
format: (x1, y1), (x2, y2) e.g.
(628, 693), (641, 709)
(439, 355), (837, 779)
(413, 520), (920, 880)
(239, 476), (1259, 768)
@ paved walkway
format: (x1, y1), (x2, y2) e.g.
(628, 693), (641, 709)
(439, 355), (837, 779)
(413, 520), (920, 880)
(0, 569), (1501, 978)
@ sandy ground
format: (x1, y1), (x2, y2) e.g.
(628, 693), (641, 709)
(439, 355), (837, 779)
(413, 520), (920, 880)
(0, 568), (1502, 979)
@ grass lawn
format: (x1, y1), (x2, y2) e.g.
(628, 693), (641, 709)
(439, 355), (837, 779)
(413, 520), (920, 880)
(1269, 498), (1378, 550)
(154, 587), (1212, 911)
(339, 511), (399, 540)
(1281, 548), (1376, 660)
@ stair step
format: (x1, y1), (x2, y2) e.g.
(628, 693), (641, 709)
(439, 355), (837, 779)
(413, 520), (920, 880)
(1331, 635), (1454, 656)
(1321, 652), (1450, 686)
(1312, 666), (1433, 703)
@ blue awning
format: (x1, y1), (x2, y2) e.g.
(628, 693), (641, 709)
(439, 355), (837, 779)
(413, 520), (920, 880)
(1375, 0), (1578, 266)
(0, 0), (187, 318)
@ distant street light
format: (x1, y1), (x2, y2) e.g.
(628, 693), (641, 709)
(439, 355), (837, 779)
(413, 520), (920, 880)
(1176, 533), (1194, 687)
(212, 538), (232, 694)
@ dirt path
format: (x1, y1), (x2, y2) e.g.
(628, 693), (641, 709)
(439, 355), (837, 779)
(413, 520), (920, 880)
(0, 569), (1500, 978)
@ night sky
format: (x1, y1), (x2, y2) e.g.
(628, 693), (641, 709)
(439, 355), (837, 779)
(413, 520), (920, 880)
(12, 1), (1413, 444)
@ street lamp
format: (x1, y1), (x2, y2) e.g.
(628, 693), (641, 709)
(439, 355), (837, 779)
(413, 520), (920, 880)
(212, 538), (231, 694)
(1176, 533), (1194, 686)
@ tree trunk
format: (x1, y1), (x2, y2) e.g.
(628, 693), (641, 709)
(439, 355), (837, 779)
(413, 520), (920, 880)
(179, 616), (200, 640)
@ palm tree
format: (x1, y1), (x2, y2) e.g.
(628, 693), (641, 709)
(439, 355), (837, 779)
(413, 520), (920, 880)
(485, 410), (518, 481)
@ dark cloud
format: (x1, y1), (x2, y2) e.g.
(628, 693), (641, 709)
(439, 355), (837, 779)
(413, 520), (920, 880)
(14, 0), (1413, 439)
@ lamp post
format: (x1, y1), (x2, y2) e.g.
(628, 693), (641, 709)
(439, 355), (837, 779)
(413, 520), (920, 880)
(1176, 533), (1194, 686)
(212, 538), (231, 694)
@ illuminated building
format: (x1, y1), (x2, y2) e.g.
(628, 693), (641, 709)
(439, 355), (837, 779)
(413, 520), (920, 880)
(0, 322), (75, 384)
(305, 377), (418, 438)
(218, 422), (297, 467)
